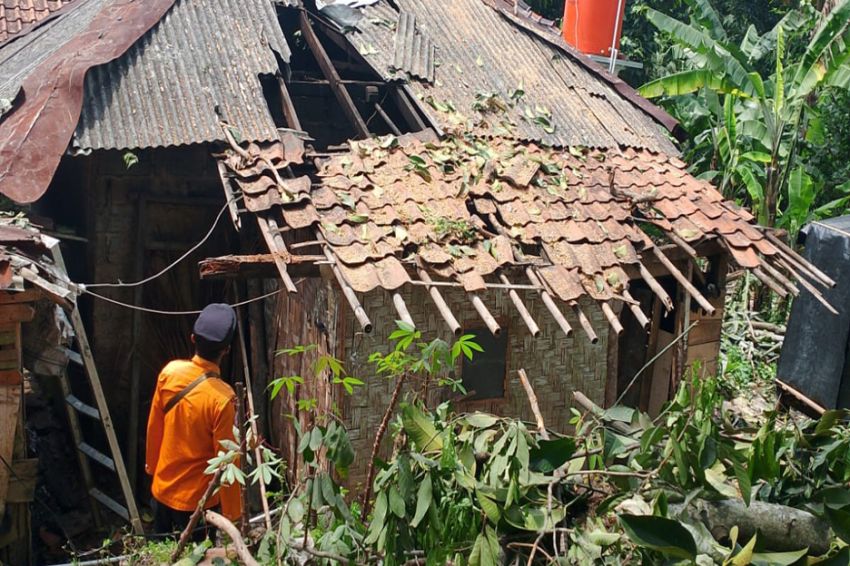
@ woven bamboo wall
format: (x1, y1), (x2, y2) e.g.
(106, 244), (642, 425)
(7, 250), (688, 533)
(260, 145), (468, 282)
(267, 277), (342, 482)
(337, 285), (610, 488)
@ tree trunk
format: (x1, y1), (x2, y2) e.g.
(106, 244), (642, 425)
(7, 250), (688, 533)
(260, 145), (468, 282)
(672, 499), (831, 555)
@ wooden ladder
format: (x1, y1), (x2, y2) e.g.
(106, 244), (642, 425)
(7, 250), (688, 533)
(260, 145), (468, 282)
(51, 248), (143, 535)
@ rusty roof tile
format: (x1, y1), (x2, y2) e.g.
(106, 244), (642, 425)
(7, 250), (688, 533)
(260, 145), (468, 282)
(281, 203), (320, 229)
(726, 245), (761, 269)
(333, 241), (397, 265)
(537, 265), (584, 302)
(459, 270), (487, 292)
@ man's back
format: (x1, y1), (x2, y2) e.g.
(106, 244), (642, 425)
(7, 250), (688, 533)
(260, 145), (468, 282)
(146, 354), (240, 519)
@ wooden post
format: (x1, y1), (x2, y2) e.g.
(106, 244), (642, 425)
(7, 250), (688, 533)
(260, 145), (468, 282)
(127, 195), (146, 497)
(235, 383), (249, 536)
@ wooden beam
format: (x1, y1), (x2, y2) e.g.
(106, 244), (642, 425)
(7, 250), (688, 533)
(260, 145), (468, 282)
(392, 293), (415, 328)
(758, 258), (800, 296)
(0, 304), (34, 323)
(0, 290), (41, 304)
(417, 269), (461, 335)
(470, 294), (501, 336)
(763, 230), (835, 287)
(776, 257), (839, 315)
(499, 274), (540, 337)
(639, 263), (674, 312)
(391, 86), (428, 132)
(277, 77), (303, 131)
(299, 11), (370, 138)
(199, 254), (321, 280)
(651, 247), (715, 315)
(525, 268), (573, 337)
(216, 161), (241, 231)
(318, 239), (372, 333)
(374, 102), (402, 136)
(256, 215), (298, 294)
(752, 268), (789, 299)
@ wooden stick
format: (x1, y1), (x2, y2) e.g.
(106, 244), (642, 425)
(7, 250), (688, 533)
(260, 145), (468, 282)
(361, 373), (406, 520)
(572, 391), (631, 434)
(318, 236), (372, 332)
(232, 284), (273, 532)
(256, 215), (298, 294)
(172, 468), (223, 562)
(417, 269), (461, 335)
(235, 384), (250, 536)
(776, 378), (826, 416)
(392, 293), (415, 328)
(526, 268), (572, 337)
(601, 302), (624, 335)
(622, 290), (650, 329)
(758, 257), (800, 296)
(665, 231), (706, 286)
(500, 274), (540, 337)
(299, 10), (370, 138)
(471, 294), (501, 336)
(375, 102), (402, 136)
(517, 369), (549, 440)
(204, 511), (260, 566)
(776, 257), (839, 315)
(651, 247), (716, 314)
(572, 303), (598, 343)
(639, 263), (674, 311)
(751, 268), (789, 299)
(277, 76), (303, 131)
(763, 230), (835, 287)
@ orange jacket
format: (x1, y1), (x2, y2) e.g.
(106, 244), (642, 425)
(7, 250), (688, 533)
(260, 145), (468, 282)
(145, 355), (241, 521)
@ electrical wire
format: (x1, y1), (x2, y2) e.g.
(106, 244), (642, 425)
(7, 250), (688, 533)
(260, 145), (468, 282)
(82, 286), (288, 316)
(83, 196), (243, 289)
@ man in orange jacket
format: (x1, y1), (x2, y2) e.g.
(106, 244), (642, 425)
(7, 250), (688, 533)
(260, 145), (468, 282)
(146, 303), (242, 537)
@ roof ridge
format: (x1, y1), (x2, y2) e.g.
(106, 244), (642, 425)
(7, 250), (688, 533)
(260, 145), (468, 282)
(480, 0), (685, 142)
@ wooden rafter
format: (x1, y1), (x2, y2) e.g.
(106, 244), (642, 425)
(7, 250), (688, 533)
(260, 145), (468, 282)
(317, 234), (372, 332)
(526, 268), (572, 337)
(299, 10), (370, 138)
(417, 269), (461, 335)
(650, 247), (716, 315)
(499, 273), (540, 337)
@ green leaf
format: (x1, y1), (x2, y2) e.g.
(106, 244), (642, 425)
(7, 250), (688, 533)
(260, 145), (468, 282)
(731, 534), (757, 566)
(410, 475), (432, 528)
(401, 404), (443, 452)
(827, 506), (850, 543)
(476, 490), (502, 523)
(750, 548), (808, 566)
(618, 514), (697, 559)
(364, 491), (388, 545)
(816, 547), (850, 566)
(388, 485), (406, 518)
(529, 437), (576, 473)
(469, 526), (501, 566)
(465, 413), (500, 428)
(704, 467), (738, 498)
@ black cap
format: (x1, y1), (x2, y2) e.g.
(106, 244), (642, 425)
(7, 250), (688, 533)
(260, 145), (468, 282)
(193, 303), (236, 345)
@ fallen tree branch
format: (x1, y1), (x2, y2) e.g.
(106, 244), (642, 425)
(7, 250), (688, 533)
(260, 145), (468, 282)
(671, 499), (831, 555)
(204, 510), (260, 566)
(361, 372), (407, 520)
(172, 467), (224, 562)
(518, 369), (549, 440)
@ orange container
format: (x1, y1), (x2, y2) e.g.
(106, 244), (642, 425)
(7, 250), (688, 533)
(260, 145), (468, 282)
(562, 0), (627, 57)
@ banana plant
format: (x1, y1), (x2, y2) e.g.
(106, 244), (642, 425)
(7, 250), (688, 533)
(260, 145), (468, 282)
(639, 0), (850, 241)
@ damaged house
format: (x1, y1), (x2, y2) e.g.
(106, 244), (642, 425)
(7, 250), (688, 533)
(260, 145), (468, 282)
(0, 0), (832, 556)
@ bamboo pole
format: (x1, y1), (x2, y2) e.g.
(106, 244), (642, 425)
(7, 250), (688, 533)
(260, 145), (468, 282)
(763, 230), (835, 287)
(499, 274), (540, 337)
(235, 384), (250, 537)
(758, 257), (800, 296)
(517, 369), (548, 440)
(622, 290), (650, 329)
(525, 268), (572, 337)
(317, 236), (372, 332)
(752, 268), (789, 299)
(601, 302), (624, 335)
(392, 293), (415, 328)
(651, 247), (716, 314)
(471, 294), (501, 336)
(572, 303), (598, 343)
(417, 269), (461, 335)
(776, 257), (839, 315)
(639, 263), (674, 311)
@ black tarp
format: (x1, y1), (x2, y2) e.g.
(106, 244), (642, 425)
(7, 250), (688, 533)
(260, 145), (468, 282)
(777, 216), (850, 409)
